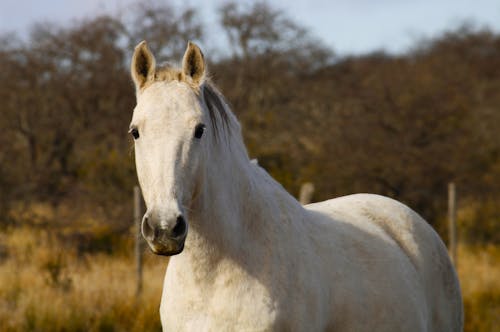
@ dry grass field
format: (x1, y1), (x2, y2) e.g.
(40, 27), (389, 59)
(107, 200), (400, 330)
(0, 226), (165, 331)
(0, 225), (498, 331)
(457, 245), (500, 332)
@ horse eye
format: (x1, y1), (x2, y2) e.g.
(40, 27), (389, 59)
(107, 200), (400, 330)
(194, 124), (205, 139)
(130, 128), (140, 139)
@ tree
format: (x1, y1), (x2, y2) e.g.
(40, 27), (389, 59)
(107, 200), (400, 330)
(126, 0), (204, 60)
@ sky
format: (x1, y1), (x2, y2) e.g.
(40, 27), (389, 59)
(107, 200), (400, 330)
(1, 0), (500, 55)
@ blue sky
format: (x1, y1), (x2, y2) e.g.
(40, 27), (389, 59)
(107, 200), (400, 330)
(1, 0), (500, 55)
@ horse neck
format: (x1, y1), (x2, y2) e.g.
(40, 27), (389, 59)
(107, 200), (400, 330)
(177, 129), (305, 275)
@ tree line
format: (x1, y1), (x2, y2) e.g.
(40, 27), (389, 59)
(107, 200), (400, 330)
(0, 1), (498, 244)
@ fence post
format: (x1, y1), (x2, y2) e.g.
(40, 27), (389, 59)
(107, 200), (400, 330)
(299, 182), (315, 205)
(134, 185), (143, 297)
(448, 182), (457, 266)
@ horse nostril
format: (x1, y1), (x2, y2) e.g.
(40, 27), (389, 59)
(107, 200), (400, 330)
(172, 215), (187, 238)
(142, 215), (155, 240)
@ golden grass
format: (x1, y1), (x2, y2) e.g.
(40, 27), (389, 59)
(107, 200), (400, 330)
(0, 227), (166, 331)
(0, 227), (498, 331)
(456, 244), (500, 332)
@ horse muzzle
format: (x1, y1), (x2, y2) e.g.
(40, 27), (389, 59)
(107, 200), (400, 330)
(141, 214), (188, 256)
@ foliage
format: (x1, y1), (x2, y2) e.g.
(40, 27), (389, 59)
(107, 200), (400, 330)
(459, 200), (500, 244)
(0, 2), (499, 243)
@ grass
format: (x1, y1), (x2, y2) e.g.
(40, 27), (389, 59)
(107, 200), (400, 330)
(457, 245), (500, 332)
(0, 226), (166, 332)
(0, 226), (498, 331)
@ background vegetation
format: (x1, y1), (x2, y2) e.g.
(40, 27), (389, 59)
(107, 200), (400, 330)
(0, 1), (498, 331)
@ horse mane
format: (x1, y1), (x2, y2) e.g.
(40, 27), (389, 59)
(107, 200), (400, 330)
(152, 64), (233, 141)
(201, 83), (232, 141)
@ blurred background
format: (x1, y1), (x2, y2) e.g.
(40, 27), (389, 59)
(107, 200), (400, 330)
(0, 0), (499, 331)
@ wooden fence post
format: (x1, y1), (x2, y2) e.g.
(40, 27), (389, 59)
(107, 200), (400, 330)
(134, 185), (143, 297)
(299, 182), (315, 205)
(448, 182), (457, 266)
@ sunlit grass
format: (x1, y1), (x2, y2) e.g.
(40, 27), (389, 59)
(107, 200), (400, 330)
(0, 227), (166, 332)
(0, 226), (498, 331)
(457, 244), (500, 332)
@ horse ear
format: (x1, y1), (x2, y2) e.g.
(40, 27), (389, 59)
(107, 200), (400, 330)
(182, 41), (205, 86)
(131, 41), (156, 91)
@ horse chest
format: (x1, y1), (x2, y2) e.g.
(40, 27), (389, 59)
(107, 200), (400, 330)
(160, 272), (281, 331)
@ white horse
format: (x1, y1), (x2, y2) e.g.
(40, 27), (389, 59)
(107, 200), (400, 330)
(129, 41), (463, 331)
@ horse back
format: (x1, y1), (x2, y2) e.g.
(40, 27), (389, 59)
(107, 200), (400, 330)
(305, 193), (463, 332)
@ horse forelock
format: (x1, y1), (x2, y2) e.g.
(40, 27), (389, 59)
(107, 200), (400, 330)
(154, 64), (184, 83)
(146, 64), (233, 142)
